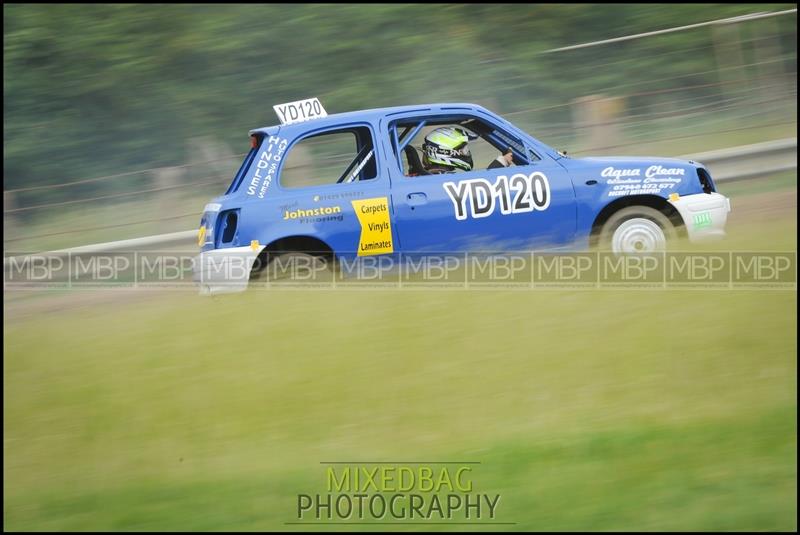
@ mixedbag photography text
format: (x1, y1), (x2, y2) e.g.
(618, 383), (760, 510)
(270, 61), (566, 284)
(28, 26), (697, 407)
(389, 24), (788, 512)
(296, 464), (502, 522)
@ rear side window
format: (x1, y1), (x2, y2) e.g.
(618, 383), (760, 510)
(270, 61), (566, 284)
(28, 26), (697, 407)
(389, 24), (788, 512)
(225, 146), (258, 195)
(280, 126), (377, 189)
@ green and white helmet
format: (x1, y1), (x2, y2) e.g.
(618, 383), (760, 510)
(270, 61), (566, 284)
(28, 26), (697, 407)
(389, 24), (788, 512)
(422, 127), (474, 172)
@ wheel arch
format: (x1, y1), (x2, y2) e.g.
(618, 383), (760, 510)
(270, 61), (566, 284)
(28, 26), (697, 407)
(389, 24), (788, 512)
(250, 235), (335, 279)
(589, 195), (685, 248)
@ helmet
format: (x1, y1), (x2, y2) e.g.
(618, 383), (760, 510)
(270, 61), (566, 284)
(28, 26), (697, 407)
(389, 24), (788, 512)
(422, 127), (473, 172)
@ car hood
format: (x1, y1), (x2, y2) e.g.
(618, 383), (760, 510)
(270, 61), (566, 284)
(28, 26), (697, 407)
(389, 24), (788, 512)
(561, 155), (709, 197)
(573, 155), (701, 168)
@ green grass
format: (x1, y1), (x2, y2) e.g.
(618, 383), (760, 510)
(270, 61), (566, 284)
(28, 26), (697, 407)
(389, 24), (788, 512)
(4, 173), (797, 531)
(4, 273), (797, 529)
(4, 408), (795, 531)
(707, 171), (797, 252)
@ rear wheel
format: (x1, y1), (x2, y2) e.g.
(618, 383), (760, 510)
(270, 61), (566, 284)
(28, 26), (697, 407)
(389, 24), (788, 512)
(598, 206), (677, 253)
(250, 251), (334, 285)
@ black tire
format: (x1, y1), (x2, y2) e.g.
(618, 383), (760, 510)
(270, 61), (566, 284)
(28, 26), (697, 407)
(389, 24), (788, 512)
(597, 206), (677, 253)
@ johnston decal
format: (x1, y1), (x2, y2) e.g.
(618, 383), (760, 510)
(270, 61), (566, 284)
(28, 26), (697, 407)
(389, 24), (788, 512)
(283, 205), (344, 224)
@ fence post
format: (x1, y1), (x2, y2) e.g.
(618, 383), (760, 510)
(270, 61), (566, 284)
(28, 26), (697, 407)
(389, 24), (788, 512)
(753, 15), (789, 113)
(153, 166), (185, 232)
(712, 21), (749, 105)
(571, 95), (625, 154)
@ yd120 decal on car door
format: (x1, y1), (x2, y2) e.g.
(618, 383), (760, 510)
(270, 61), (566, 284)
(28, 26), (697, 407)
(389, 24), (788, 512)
(443, 172), (551, 221)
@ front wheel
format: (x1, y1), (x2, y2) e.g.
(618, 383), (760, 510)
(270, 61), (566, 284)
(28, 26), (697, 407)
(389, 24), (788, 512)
(598, 206), (677, 253)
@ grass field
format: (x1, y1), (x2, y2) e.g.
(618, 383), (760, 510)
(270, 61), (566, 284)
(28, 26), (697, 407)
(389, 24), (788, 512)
(3, 173), (797, 531)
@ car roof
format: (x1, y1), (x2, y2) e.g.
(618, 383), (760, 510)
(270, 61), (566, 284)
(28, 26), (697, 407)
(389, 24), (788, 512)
(248, 102), (492, 135)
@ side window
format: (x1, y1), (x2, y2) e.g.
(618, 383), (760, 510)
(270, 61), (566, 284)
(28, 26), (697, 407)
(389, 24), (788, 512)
(281, 126), (377, 189)
(393, 116), (529, 177)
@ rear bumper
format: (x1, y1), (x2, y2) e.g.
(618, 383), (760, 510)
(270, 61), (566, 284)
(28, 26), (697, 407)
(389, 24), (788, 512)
(193, 245), (265, 295)
(669, 192), (731, 242)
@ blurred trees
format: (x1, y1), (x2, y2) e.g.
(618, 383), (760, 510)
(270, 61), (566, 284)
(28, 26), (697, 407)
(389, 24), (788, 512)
(3, 3), (792, 198)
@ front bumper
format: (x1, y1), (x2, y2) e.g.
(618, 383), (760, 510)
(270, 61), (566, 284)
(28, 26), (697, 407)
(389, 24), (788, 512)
(193, 245), (265, 295)
(669, 192), (731, 242)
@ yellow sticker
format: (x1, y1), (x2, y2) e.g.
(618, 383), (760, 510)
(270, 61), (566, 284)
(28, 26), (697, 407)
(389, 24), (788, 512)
(197, 226), (206, 247)
(351, 197), (394, 256)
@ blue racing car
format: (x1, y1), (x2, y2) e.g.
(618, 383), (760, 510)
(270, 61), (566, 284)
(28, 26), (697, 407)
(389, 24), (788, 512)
(194, 98), (731, 293)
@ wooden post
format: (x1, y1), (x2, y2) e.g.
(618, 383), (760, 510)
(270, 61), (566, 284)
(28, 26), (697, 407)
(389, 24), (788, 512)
(152, 166), (184, 232)
(712, 21), (749, 105)
(753, 15), (788, 112)
(572, 95), (625, 154)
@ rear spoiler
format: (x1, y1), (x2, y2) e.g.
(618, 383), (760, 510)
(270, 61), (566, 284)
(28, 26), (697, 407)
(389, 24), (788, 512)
(248, 125), (281, 137)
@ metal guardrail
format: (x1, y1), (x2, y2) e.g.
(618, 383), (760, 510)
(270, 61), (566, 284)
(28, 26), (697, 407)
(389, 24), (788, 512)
(4, 137), (796, 265)
(683, 137), (797, 182)
(3, 230), (197, 268)
(46, 229), (198, 255)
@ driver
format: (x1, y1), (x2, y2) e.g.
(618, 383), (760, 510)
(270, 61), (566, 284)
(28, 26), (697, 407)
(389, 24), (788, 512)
(421, 127), (474, 174)
(487, 147), (514, 170)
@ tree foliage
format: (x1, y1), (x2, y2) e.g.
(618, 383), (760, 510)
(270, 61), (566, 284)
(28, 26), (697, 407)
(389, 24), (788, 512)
(3, 3), (792, 198)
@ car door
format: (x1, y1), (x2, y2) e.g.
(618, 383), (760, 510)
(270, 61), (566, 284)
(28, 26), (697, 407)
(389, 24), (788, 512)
(388, 117), (577, 252)
(240, 121), (399, 260)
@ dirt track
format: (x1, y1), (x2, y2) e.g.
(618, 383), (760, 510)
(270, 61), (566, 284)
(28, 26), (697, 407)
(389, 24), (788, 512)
(725, 187), (797, 227)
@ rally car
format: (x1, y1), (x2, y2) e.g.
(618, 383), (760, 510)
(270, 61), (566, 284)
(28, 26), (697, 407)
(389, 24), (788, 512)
(194, 98), (730, 293)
